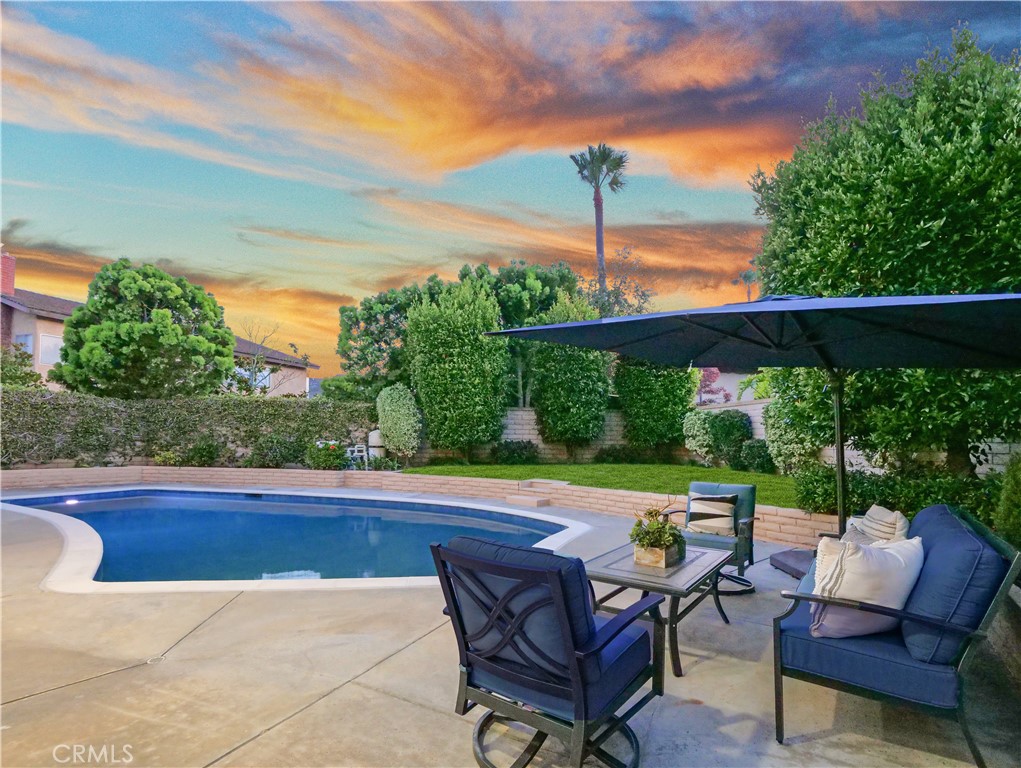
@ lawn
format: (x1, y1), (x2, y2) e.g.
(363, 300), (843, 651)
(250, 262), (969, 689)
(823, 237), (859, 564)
(405, 464), (799, 508)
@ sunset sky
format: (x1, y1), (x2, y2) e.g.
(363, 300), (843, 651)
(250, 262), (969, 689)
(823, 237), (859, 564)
(3, 1), (1018, 376)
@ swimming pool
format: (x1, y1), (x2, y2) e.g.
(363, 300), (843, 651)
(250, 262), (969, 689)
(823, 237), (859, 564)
(1, 487), (589, 593)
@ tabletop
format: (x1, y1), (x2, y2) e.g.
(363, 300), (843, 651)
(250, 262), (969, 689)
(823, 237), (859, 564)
(585, 543), (732, 597)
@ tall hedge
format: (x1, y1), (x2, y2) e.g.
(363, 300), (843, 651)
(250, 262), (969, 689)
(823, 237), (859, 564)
(407, 280), (509, 457)
(614, 357), (699, 448)
(994, 454), (1021, 549)
(0, 389), (374, 467)
(529, 292), (610, 453)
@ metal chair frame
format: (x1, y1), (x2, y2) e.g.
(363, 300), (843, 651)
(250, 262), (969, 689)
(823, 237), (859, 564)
(432, 543), (665, 768)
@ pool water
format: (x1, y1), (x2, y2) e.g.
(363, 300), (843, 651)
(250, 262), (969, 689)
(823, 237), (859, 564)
(31, 491), (563, 582)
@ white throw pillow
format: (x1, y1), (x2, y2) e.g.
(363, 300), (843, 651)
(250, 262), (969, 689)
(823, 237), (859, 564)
(685, 495), (737, 536)
(852, 504), (910, 542)
(810, 536), (924, 639)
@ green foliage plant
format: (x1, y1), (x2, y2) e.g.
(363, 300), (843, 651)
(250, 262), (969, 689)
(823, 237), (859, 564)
(615, 356), (699, 449)
(153, 449), (182, 467)
(682, 411), (714, 461)
(529, 292), (610, 456)
(376, 383), (422, 458)
(763, 399), (823, 475)
(490, 440), (540, 465)
(751, 30), (1021, 474)
(708, 410), (754, 467)
(49, 259), (235, 398)
(993, 454), (1021, 548)
(407, 279), (509, 458)
(629, 502), (684, 553)
(0, 343), (44, 388)
(793, 463), (1003, 525)
(242, 433), (304, 468)
(182, 434), (227, 467)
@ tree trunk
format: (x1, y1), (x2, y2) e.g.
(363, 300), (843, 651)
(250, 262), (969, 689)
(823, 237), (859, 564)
(593, 188), (607, 293)
(944, 425), (975, 477)
(516, 355), (524, 408)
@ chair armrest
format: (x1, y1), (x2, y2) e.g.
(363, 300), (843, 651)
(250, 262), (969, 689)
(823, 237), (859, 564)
(778, 591), (983, 638)
(818, 532), (840, 539)
(576, 594), (665, 658)
(737, 516), (755, 539)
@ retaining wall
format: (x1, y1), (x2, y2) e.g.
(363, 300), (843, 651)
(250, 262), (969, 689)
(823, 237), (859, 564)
(0, 466), (835, 548)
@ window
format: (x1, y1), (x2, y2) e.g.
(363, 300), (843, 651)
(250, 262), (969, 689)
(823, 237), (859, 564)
(39, 334), (63, 365)
(13, 334), (33, 354)
(235, 364), (271, 390)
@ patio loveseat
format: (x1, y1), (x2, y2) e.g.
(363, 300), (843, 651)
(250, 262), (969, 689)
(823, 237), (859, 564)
(773, 504), (1020, 767)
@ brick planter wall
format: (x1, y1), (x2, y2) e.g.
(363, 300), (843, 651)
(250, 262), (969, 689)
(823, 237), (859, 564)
(1, 466), (835, 548)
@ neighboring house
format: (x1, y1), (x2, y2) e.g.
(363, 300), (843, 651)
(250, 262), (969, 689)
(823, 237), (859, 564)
(0, 252), (317, 395)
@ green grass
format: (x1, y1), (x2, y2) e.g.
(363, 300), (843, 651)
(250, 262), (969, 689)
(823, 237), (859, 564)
(405, 464), (798, 508)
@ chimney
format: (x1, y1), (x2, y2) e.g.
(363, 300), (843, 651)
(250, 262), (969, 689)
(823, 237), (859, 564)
(0, 248), (14, 296)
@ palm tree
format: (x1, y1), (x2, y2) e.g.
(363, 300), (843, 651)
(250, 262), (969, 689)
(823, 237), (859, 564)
(731, 259), (757, 301)
(570, 143), (628, 294)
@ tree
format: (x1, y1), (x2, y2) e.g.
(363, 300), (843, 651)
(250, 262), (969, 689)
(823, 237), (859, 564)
(227, 319), (309, 396)
(731, 260), (757, 302)
(529, 292), (610, 455)
(696, 368), (732, 405)
(570, 143), (628, 294)
(580, 246), (656, 318)
(614, 357), (699, 449)
(50, 259), (235, 399)
(407, 279), (509, 458)
(0, 343), (44, 389)
(750, 30), (1021, 474)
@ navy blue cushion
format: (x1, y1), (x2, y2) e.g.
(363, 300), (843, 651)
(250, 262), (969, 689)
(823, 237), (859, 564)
(780, 601), (959, 709)
(902, 506), (1008, 664)
(472, 615), (651, 721)
(445, 537), (595, 675)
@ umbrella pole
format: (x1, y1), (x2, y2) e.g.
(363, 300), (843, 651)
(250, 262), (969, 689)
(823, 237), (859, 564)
(829, 370), (848, 535)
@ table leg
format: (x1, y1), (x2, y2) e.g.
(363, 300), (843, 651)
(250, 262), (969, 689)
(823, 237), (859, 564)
(651, 604), (666, 695)
(667, 594), (684, 677)
(712, 570), (730, 625)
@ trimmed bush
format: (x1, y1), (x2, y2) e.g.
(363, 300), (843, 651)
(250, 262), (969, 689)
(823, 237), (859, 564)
(243, 433), (305, 468)
(0, 389), (374, 467)
(376, 384), (422, 458)
(614, 357), (699, 449)
(592, 445), (683, 464)
(407, 280), (509, 457)
(490, 440), (539, 465)
(734, 439), (776, 474)
(305, 440), (350, 470)
(530, 293), (609, 454)
(793, 464), (1002, 526)
(993, 454), (1021, 548)
(763, 400), (821, 475)
(682, 411), (713, 460)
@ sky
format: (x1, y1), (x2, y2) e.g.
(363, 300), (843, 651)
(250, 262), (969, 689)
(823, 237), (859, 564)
(2, 2), (1019, 376)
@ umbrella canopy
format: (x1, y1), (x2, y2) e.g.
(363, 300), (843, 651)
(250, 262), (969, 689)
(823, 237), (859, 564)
(495, 293), (1021, 531)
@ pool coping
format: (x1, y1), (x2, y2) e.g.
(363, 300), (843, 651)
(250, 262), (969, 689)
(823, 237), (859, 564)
(0, 485), (592, 594)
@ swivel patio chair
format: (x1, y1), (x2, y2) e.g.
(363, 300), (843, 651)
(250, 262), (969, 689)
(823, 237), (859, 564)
(432, 536), (665, 768)
(677, 482), (757, 595)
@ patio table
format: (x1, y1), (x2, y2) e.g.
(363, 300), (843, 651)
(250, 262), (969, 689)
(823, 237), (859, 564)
(585, 544), (732, 677)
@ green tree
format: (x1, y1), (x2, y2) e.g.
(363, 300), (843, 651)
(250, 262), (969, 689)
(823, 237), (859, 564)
(0, 343), (44, 389)
(615, 357), (699, 449)
(407, 279), (509, 458)
(530, 292), (610, 455)
(570, 143), (628, 294)
(579, 246), (656, 318)
(376, 383), (422, 459)
(50, 259), (235, 399)
(750, 30), (1021, 474)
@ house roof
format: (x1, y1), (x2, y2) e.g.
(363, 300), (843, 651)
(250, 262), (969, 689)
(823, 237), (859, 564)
(1, 288), (318, 370)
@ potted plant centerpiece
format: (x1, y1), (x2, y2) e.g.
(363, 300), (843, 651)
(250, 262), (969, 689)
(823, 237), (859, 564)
(629, 503), (686, 568)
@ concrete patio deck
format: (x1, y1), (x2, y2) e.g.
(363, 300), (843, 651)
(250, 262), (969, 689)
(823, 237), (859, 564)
(2, 491), (1018, 767)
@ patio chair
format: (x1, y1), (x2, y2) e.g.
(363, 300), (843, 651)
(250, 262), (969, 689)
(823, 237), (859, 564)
(773, 505), (1021, 767)
(676, 482), (757, 595)
(432, 536), (665, 768)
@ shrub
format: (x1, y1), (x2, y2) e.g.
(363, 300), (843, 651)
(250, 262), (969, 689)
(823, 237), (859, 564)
(376, 384), (422, 458)
(0, 344), (44, 388)
(614, 357), (699, 448)
(734, 439), (776, 474)
(763, 400), (821, 475)
(153, 449), (182, 467)
(793, 464), (1002, 525)
(182, 434), (228, 467)
(592, 445), (679, 464)
(682, 411), (714, 460)
(993, 454), (1021, 548)
(305, 441), (350, 470)
(243, 433), (305, 468)
(683, 409), (752, 467)
(490, 440), (539, 465)
(407, 280), (509, 457)
(530, 293), (609, 454)
(0, 389), (374, 467)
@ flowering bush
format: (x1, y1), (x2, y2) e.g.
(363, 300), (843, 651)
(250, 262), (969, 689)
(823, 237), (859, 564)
(305, 440), (350, 470)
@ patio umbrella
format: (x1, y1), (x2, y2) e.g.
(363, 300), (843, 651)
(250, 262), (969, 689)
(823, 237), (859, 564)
(494, 293), (1021, 534)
